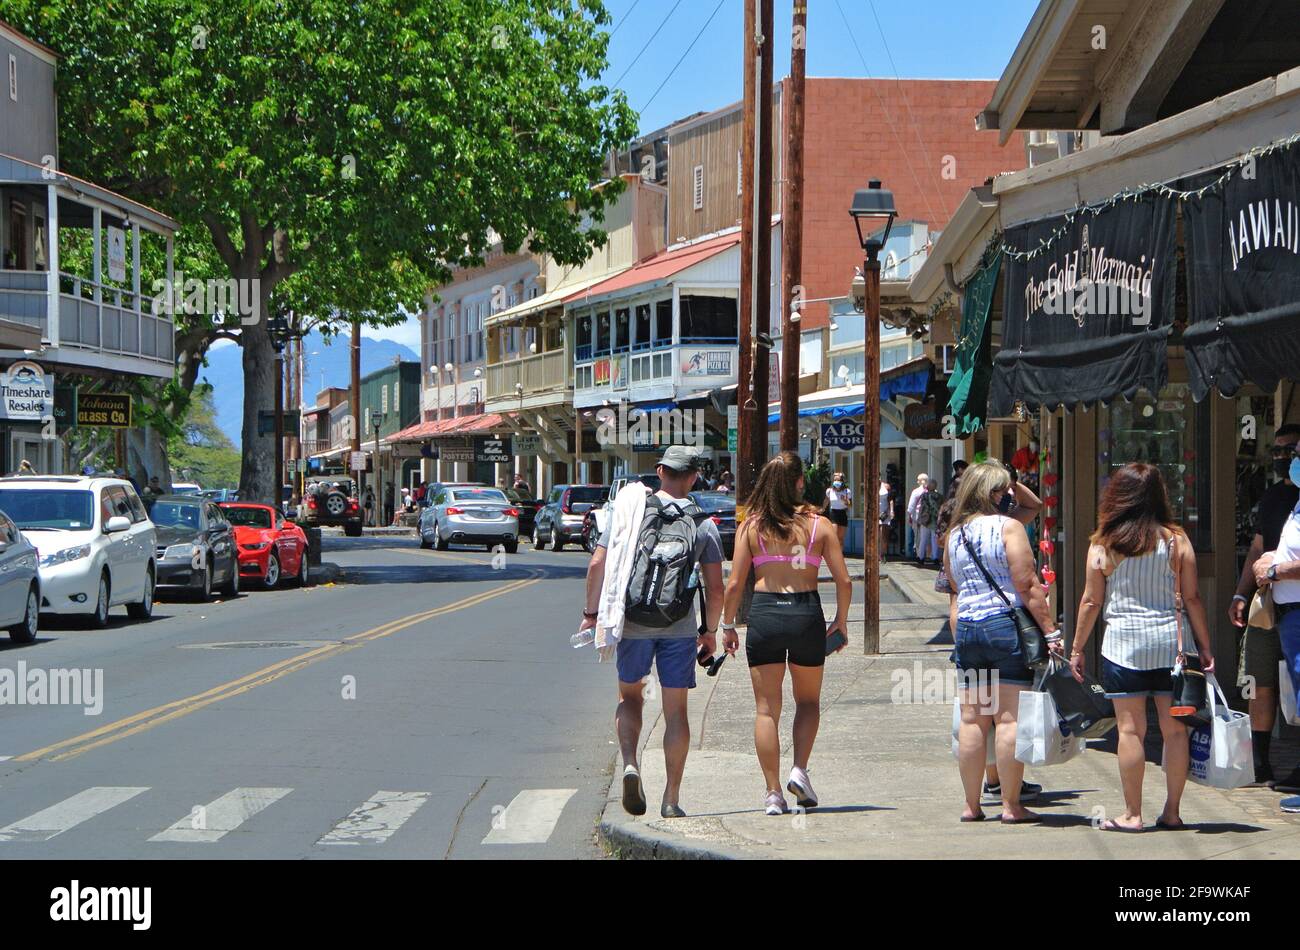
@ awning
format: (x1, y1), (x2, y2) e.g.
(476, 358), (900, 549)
(765, 359), (932, 424)
(385, 412), (505, 444)
(946, 247), (1001, 435)
(989, 189), (1178, 415)
(309, 446), (350, 460)
(485, 271), (626, 330)
(1182, 139), (1300, 400)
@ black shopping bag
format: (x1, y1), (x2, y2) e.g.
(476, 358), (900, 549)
(1040, 658), (1116, 739)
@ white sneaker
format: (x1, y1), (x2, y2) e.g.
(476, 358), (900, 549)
(787, 766), (818, 808)
(764, 790), (789, 816)
(621, 765), (647, 816)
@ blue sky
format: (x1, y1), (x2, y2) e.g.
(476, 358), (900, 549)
(371, 0), (1040, 350)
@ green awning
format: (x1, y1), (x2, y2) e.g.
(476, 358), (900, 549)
(947, 247), (1002, 435)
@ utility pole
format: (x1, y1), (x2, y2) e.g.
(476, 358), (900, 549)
(780, 2), (807, 451)
(737, 0), (774, 502)
(274, 339), (284, 507)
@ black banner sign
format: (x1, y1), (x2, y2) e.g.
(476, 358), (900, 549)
(1182, 141), (1300, 399)
(989, 190), (1177, 415)
(76, 392), (133, 429)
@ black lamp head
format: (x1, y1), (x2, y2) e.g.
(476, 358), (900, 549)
(849, 179), (898, 253)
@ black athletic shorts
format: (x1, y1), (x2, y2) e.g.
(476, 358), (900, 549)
(828, 507), (849, 527)
(746, 591), (827, 668)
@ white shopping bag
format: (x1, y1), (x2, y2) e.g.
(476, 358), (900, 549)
(1280, 660), (1300, 726)
(1015, 689), (1084, 767)
(951, 696), (996, 765)
(1172, 674), (1255, 790)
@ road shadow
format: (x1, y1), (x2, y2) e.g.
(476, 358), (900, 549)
(337, 563), (588, 585)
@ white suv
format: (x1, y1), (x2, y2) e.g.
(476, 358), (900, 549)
(0, 476), (157, 627)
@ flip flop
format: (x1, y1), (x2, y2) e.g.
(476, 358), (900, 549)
(1154, 817), (1187, 830)
(960, 812), (986, 823)
(1100, 818), (1145, 833)
(1000, 814), (1044, 825)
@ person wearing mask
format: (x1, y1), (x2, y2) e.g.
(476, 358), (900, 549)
(1252, 436), (1300, 813)
(877, 477), (893, 563)
(1070, 463), (1215, 831)
(1229, 423), (1300, 789)
(580, 446), (725, 819)
(824, 471), (852, 547)
(906, 474), (934, 563)
(912, 476), (943, 566)
(721, 451), (853, 815)
(944, 461), (1061, 823)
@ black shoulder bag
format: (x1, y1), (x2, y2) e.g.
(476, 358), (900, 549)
(958, 526), (1049, 667)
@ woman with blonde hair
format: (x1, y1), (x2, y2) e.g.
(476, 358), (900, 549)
(944, 461), (1061, 823)
(722, 451), (853, 816)
(1069, 463), (1214, 831)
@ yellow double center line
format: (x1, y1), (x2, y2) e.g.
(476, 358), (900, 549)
(17, 573), (541, 764)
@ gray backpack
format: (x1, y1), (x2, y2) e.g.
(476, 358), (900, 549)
(625, 496), (706, 628)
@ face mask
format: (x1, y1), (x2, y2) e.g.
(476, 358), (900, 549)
(1289, 458), (1300, 486)
(996, 492), (1015, 514)
(833, 481), (843, 489)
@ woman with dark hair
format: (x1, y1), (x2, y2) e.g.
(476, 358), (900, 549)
(1070, 463), (1215, 832)
(721, 451), (853, 816)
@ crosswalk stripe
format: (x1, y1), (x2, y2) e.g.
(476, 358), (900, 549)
(481, 789), (577, 845)
(0, 786), (149, 842)
(149, 787), (293, 843)
(316, 791), (430, 845)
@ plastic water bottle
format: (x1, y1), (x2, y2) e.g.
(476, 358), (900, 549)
(570, 625), (595, 648)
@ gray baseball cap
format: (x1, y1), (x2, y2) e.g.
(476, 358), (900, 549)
(657, 445), (703, 472)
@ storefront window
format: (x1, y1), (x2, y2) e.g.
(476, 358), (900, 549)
(680, 295), (738, 342)
(634, 304), (651, 351)
(1098, 383), (1211, 551)
(615, 308), (630, 353)
(655, 299), (672, 346)
(596, 311), (611, 354)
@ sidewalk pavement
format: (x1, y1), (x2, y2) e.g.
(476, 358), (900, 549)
(599, 559), (1300, 859)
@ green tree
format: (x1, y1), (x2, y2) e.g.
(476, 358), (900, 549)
(168, 386), (241, 489)
(8, 0), (636, 502)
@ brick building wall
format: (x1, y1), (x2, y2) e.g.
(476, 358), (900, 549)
(797, 77), (1026, 326)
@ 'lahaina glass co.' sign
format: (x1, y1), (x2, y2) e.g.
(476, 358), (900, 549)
(0, 360), (53, 421)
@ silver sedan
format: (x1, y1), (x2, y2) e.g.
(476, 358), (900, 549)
(418, 486), (519, 553)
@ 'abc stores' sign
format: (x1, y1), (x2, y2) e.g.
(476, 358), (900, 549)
(820, 421), (864, 449)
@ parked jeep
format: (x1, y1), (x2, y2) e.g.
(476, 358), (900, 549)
(298, 478), (363, 536)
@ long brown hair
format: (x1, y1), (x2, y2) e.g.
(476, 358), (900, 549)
(746, 451), (814, 543)
(1091, 462), (1176, 556)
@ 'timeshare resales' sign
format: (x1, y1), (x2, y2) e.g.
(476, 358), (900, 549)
(76, 392), (133, 429)
(819, 420), (864, 449)
(0, 360), (53, 421)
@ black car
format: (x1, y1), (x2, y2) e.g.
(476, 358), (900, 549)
(503, 488), (541, 538)
(689, 491), (737, 559)
(148, 495), (240, 600)
(533, 484), (608, 551)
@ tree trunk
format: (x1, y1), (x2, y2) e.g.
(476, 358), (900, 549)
(240, 320), (277, 505)
(126, 426), (171, 488)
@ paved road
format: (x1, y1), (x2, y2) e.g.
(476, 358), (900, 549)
(0, 536), (615, 859)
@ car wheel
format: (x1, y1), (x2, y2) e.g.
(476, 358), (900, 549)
(291, 551), (306, 588)
(197, 565), (213, 602)
(504, 541), (518, 555)
(222, 557), (240, 597)
(550, 527), (563, 552)
(263, 553), (281, 589)
(532, 525), (543, 550)
(583, 527), (598, 554)
(419, 532), (432, 550)
(90, 571), (111, 628)
(127, 568), (155, 620)
(434, 523), (449, 551)
(8, 584), (38, 644)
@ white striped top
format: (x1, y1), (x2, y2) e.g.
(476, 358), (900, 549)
(948, 515), (1022, 621)
(1099, 535), (1183, 671)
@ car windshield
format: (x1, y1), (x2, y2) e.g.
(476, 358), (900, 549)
(450, 488), (508, 504)
(150, 502), (202, 530)
(503, 489), (532, 504)
(566, 486), (607, 512)
(0, 489), (95, 530)
(223, 507), (273, 529)
(691, 492), (735, 513)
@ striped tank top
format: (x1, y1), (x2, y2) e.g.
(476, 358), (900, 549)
(948, 515), (1023, 621)
(1099, 536), (1184, 671)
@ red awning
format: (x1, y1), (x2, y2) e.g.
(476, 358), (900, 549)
(563, 231), (741, 306)
(385, 413), (505, 444)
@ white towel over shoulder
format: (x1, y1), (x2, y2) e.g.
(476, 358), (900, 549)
(595, 482), (650, 660)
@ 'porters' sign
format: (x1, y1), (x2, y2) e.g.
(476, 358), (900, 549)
(0, 360), (53, 421)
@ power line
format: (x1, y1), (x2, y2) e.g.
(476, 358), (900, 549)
(640, 0), (728, 114)
(866, 0), (953, 223)
(608, 0), (642, 40)
(832, 0), (942, 228)
(612, 0), (685, 89)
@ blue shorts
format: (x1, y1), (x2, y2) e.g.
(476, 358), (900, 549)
(1278, 608), (1300, 697)
(1100, 656), (1174, 698)
(952, 612), (1034, 687)
(617, 637), (698, 690)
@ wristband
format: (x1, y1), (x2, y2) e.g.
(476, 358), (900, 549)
(721, 622), (736, 632)
(582, 609), (598, 619)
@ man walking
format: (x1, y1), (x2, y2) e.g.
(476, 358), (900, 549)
(579, 446), (724, 819)
(1237, 423), (1300, 789)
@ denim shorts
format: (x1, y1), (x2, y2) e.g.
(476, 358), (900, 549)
(1100, 656), (1173, 698)
(952, 612), (1033, 687)
(617, 637), (697, 689)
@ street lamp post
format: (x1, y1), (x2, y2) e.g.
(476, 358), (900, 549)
(849, 180), (897, 656)
(370, 408), (385, 525)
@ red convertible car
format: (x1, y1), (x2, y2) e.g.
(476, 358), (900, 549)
(218, 502), (309, 589)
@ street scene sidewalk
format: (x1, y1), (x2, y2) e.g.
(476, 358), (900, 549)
(600, 560), (1300, 859)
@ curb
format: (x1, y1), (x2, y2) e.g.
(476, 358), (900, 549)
(598, 810), (744, 860)
(309, 562), (342, 585)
